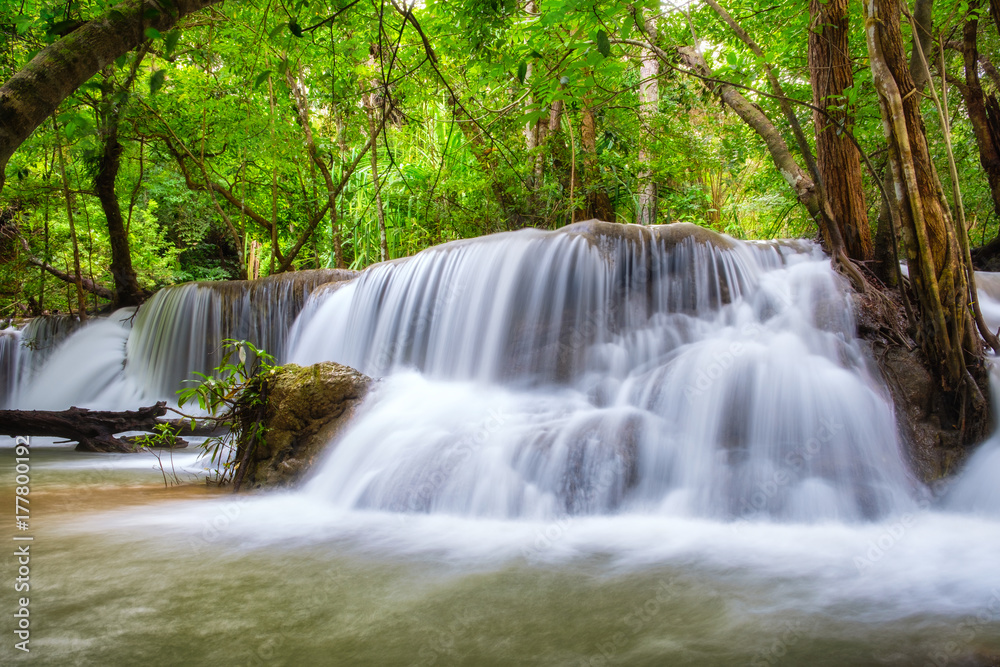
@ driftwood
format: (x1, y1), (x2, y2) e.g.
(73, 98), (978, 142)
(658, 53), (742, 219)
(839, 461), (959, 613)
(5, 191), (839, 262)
(0, 402), (170, 452)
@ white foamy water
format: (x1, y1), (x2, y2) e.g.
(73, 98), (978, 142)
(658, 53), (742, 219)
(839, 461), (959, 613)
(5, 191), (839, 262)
(6, 223), (1000, 664)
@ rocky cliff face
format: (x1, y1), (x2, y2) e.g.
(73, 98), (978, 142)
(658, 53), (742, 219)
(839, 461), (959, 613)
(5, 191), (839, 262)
(234, 362), (372, 489)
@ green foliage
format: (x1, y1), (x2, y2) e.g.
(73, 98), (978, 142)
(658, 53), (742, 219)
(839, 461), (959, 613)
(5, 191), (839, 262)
(3, 0), (1000, 317)
(162, 339), (278, 485)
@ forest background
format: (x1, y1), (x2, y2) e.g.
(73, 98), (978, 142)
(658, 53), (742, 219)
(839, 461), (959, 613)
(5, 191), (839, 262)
(1, 0), (998, 320)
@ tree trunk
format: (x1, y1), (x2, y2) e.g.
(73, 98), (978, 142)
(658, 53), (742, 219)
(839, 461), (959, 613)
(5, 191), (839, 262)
(0, 402), (168, 452)
(636, 15), (659, 226)
(286, 71), (345, 269)
(581, 103), (614, 221)
(909, 0), (936, 91)
(364, 47), (389, 262)
(0, 0), (221, 192)
(95, 118), (145, 306)
(959, 2), (1000, 227)
(865, 0), (981, 400)
(676, 47), (828, 234)
(809, 0), (873, 261)
(53, 120), (88, 321)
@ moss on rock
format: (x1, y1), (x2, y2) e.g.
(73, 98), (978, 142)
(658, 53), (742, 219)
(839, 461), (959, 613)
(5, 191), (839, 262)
(236, 361), (371, 489)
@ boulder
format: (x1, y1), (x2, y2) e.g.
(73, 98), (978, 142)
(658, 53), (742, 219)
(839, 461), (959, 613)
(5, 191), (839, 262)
(235, 362), (371, 489)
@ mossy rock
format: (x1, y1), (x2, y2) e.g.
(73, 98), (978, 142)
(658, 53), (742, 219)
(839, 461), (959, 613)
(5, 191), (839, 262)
(240, 361), (371, 489)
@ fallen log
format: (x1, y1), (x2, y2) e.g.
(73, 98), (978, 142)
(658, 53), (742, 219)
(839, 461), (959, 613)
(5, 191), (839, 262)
(0, 402), (170, 452)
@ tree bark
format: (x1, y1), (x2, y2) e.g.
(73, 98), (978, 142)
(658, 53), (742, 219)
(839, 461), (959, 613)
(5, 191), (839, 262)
(865, 0), (980, 397)
(581, 103), (614, 221)
(286, 71), (344, 268)
(958, 2), (1000, 227)
(53, 120), (88, 320)
(364, 47), (389, 261)
(95, 105), (145, 307)
(636, 14), (659, 225)
(809, 0), (873, 261)
(24, 253), (114, 300)
(0, 0), (222, 192)
(703, 0), (849, 261)
(449, 95), (527, 228)
(0, 402), (168, 452)
(909, 0), (936, 91)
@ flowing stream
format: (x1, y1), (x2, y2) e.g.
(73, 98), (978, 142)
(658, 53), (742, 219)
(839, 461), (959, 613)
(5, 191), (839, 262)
(2, 221), (999, 665)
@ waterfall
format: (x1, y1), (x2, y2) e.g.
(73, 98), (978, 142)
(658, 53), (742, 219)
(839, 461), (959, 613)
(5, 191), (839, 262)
(6, 269), (354, 410)
(289, 221), (920, 521)
(0, 328), (21, 408)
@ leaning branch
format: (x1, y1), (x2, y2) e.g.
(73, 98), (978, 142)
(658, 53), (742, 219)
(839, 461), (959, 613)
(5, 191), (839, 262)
(0, 0), (223, 192)
(19, 236), (114, 299)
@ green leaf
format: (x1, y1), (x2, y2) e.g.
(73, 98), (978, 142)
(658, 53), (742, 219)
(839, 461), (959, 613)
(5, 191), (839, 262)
(165, 29), (182, 56)
(517, 62), (527, 84)
(596, 30), (610, 58)
(289, 20), (303, 38)
(14, 15), (34, 33)
(145, 27), (162, 40)
(115, 54), (128, 68)
(254, 70), (272, 89)
(269, 22), (289, 39)
(150, 69), (166, 95)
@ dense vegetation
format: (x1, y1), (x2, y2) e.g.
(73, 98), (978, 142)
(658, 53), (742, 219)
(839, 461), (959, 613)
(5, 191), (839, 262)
(0, 0), (992, 313)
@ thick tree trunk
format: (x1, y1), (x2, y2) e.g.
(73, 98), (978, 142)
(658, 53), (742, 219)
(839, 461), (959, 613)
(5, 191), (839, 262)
(809, 0), (872, 261)
(0, 0), (221, 192)
(636, 16), (659, 225)
(873, 0), (935, 282)
(95, 121), (145, 307)
(581, 104), (614, 221)
(865, 0), (981, 400)
(0, 403), (168, 452)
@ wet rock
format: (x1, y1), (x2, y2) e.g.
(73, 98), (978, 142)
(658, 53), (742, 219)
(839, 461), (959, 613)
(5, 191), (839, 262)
(236, 362), (372, 489)
(852, 287), (990, 483)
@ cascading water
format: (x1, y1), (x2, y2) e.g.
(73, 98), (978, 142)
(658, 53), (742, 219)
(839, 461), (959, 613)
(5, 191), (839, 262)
(3, 269), (354, 410)
(288, 221), (919, 522)
(0, 328), (21, 408)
